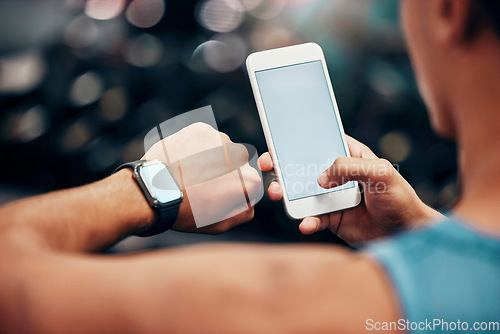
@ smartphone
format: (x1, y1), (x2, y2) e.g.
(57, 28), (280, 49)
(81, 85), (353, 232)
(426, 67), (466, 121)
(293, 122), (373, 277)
(246, 42), (361, 219)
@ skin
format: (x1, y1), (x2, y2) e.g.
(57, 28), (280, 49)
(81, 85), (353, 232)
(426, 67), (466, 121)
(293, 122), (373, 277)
(258, 136), (442, 243)
(401, 0), (500, 234)
(1, 0), (499, 332)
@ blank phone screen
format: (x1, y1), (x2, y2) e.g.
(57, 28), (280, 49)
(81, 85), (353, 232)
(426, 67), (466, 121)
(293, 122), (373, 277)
(256, 60), (354, 201)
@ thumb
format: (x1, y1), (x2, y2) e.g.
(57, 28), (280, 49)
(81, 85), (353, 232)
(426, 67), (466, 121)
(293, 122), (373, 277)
(317, 157), (396, 189)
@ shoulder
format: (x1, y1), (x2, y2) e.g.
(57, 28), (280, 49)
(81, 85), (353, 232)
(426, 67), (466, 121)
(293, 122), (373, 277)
(362, 218), (500, 326)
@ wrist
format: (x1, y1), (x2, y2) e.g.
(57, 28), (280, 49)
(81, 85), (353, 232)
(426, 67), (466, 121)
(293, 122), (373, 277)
(106, 169), (157, 235)
(409, 200), (444, 229)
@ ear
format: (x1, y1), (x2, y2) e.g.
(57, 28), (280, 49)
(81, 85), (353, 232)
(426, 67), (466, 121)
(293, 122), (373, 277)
(432, 0), (472, 47)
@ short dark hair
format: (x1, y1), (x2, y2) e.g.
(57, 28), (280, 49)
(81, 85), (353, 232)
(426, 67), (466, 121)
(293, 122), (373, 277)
(467, 0), (500, 40)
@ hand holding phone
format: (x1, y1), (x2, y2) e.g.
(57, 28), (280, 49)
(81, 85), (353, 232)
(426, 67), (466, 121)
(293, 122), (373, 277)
(248, 43), (442, 243)
(258, 134), (443, 244)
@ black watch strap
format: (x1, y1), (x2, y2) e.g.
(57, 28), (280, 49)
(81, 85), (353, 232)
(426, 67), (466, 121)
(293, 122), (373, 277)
(137, 204), (179, 237)
(114, 161), (180, 237)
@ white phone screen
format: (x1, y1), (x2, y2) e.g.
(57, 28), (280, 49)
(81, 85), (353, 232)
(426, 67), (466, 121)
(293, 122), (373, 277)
(256, 60), (355, 201)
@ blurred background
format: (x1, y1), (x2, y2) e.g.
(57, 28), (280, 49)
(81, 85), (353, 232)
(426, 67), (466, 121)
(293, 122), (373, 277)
(0, 0), (458, 251)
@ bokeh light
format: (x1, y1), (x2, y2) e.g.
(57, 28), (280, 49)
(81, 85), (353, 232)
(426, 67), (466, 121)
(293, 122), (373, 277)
(197, 0), (244, 33)
(99, 88), (128, 122)
(367, 61), (408, 99)
(123, 34), (164, 67)
(59, 120), (93, 152)
(250, 22), (295, 50)
(65, 15), (100, 49)
(0, 52), (46, 95)
(69, 72), (105, 107)
(126, 0), (166, 28)
(379, 131), (411, 163)
(203, 34), (247, 72)
(85, 0), (125, 20)
(1, 104), (50, 143)
(248, 0), (285, 20)
(224, 0), (262, 12)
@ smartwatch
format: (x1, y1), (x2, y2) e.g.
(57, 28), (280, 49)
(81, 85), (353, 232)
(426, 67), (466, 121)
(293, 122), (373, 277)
(114, 160), (183, 237)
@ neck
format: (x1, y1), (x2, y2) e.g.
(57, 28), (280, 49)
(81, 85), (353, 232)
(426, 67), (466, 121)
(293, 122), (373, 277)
(451, 39), (500, 231)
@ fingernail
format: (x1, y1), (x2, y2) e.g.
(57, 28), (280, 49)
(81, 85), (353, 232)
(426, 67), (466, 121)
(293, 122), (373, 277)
(318, 173), (329, 187)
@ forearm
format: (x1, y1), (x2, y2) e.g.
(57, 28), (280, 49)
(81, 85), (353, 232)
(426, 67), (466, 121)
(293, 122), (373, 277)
(13, 243), (399, 334)
(0, 170), (155, 252)
(15, 244), (374, 334)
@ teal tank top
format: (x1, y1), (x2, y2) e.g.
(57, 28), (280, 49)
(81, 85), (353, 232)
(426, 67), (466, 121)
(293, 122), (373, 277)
(365, 217), (500, 333)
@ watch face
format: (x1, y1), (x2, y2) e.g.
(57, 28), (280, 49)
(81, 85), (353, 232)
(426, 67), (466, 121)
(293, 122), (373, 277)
(140, 162), (182, 207)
